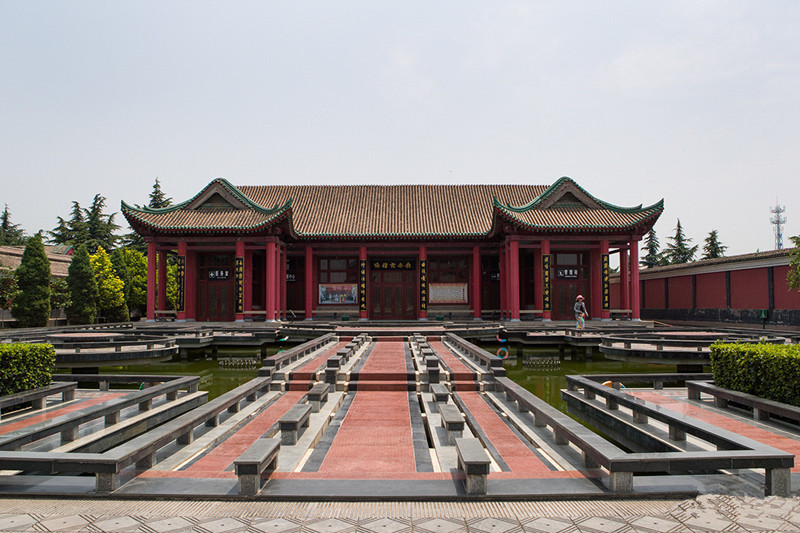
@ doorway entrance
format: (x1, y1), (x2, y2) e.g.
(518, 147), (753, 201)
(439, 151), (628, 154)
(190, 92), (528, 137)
(552, 252), (589, 320)
(370, 268), (417, 320)
(196, 254), (235, 322)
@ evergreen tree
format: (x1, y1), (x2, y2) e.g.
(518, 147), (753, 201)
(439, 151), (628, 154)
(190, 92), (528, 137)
(787, 236), (800, 292)
(110, 248), (147, 318)
(0, 267), (16, 328)
(50, 278), (71, 312)
(0, 205), (26, 245)
(640, 228), (665, 268)
(83, 194), (120, 252)
(66, 245), (98, 325)
(90, 248), (129, 322)
(702, 230), (727, 259)
(11, 233), (51, 327)
(663, 219), (698, 264)
(124, 178), (173, 253)
(49, 201), (88, 247)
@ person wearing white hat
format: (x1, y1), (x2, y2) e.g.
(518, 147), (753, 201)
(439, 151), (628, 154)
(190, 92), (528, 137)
(574, 295), (588, 329)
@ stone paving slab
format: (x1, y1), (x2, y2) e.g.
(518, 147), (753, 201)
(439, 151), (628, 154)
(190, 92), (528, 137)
(1, 495), (799, 532)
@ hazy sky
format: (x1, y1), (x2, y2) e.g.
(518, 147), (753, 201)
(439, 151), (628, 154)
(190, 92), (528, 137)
(2, 1), (798, 256)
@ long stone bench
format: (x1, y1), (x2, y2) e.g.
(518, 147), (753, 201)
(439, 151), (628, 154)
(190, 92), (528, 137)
(280, 403), (312, 445)
(688, 380), (800, 423)
(306, 382), (329, 413)
(234, 437), (281, 496)
(455, 437), (491, 495)
(439, 404), (465, 445)
(0, 382), (77, 413)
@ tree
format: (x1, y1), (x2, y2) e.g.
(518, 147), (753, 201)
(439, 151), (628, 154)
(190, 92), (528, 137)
(787, 236), (800, 292)
(49, 201), (88, 248)
(66, 245), (98, 325)
(110, 248), (147, 318)
(640, 228), (665, 268)
(50, 278), (71, 312)
(124, 178), (173, 253)
(0, 205), (26, 245)
(0, 267), (16, 328)
(90, 248), (129, 322)
(702, 230), (727, 259)
(663, 219), (698, 264)
(11, 233), (51, 328)
(50, 195), (119, 253)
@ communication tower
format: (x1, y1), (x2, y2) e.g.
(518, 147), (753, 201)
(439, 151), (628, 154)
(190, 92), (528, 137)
(770, 202), (786, 250)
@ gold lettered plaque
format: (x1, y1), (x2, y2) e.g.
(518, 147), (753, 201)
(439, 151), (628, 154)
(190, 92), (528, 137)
(542, 254), (551, 311)
(235, 257), (244, 313)
(602, 253), (610, 310)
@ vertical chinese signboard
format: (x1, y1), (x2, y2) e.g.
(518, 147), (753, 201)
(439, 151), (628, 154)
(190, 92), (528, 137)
(176, 256), (186, 313)
(419, 260), (428, 312)
(542, 254), (551, 311)
(234, 257), (244, 314)
(359, 259), (367, 313)
(602, 253), (610, 310)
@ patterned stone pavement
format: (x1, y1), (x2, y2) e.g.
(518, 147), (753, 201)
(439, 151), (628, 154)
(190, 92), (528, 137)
(0, 496), (799, 532)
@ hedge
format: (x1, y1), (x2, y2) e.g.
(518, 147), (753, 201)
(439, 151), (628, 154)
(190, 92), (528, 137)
(0, 343), (56, 396)
(710, 342), (800, 407)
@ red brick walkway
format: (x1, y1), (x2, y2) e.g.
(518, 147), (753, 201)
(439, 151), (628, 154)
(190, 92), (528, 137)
(0, 392), (126, 436)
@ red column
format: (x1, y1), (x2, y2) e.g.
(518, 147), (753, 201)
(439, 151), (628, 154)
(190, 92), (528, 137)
(279, 246), (287, 320)
(305, 245), (314, 320)
(235, 240), (245, 321)
(359, 246), (368, 320)
(542, 239), (551, 321)
(419, 245), (428, 319)
(157, 249), (167, 318)
(265, 240), (276, 321)
(146, 241), (156, 321)
(630, 239), (641, 320)
(620, 248), (630, 316)
(177, 241), (187, 321)
(600, 239), (611, 320)
(509, 240), (520, 320)
(472, 245), (481, 319)
(185, 250), (196, 321)
(499, 247), (506, 319)
(244, 248), (253, 318)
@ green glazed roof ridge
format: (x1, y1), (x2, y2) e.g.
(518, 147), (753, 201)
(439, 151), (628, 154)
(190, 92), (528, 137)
(494, 202), (663, 231)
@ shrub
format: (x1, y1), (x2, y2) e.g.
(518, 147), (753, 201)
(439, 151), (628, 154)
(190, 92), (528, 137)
(711, 342), (800, 406)
(0, 343), (55, 396)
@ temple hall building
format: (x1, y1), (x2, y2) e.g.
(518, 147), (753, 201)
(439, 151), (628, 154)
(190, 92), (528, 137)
(122, 177), (663, 322)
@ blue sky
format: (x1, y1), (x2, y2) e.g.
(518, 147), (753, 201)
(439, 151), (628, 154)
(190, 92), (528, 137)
(1, 1), (798, 255)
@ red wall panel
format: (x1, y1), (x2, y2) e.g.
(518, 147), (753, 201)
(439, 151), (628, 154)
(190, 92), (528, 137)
(643, 279), (665, 308)
(774, 265), (800, 310)
(667, 275), (693, 308)
(695, 272), (727, 309)
(610, 279), (621, 309)
(730, 268), (768, 309)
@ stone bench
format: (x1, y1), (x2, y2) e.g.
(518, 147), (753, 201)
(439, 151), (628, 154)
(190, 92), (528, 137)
(439, 404), (465, 445)
(455, 437), (490, 495)
(430, 383), (449, 403)
(234, 437), (281, 495)
(688, 380), (800, 423)
(0, 382), (77, 413)
(307, 382), (330, 412)
(280, 403), (312, 445)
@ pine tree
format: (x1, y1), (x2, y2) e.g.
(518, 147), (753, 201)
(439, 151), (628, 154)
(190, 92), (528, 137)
(83, 194), (120, 252)
(49, 201), (88, 247)
(702, 230), (727, 259)
(90, 248), (129, 322)
(11, 233), (51, 327)
(124, 178), (173, 253)
(66, 245), (98, 325)
(663, 219), (698, 264)
(0, 205), (26, 245)
(640, 228), (665, 268)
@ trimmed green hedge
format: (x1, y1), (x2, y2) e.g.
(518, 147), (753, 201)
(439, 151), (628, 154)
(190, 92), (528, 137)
(0, 343), (56, 396)
(711, 342), (800, 406)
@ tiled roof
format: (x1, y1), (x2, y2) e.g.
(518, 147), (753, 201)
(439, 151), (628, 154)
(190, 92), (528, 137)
(640, 248), (795, 276)
(123, 177), (663, 239)
(0, 246), (72, 278)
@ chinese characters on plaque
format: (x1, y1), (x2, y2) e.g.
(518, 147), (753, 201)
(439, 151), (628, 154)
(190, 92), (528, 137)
(176, 256), (185, 313)
(542, 254), (551, 311)
(602, 253), (610, 310)
(359, 259), (367, 312)
(419, 260), (427, 311)
(234, 257), (244, 313)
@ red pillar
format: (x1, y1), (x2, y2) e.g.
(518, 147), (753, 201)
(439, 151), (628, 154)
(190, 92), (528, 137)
(630, 239), (641, 320)
(177, 241), (187, 321)
(472, 245), (481, 319)
(305, 245), (314, 320)
(359, 246), (368, 320)
(279, 246), (287, 320)
(419, 245), (428, 319)
(499, 246), (506, 319)
(620, 248), (630, 316)
(157, 249), (167, 318)
(185, 250), (196, 321)
(244, 248), (253, 318)
(600, 239), (611, 320)
(146, 241), (156, 321)
(509, 240), (520, 321)
(235, 240), (245, 321)
(542, 239), (551, 321)
(265, 240), (276, 322)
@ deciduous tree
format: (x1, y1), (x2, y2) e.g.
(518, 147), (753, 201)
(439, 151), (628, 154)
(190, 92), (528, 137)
(90, 248), (129, 322)
(11, 233), (51, 328)
(788, 236), (800, 292)
(111, 248), (147, 318)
